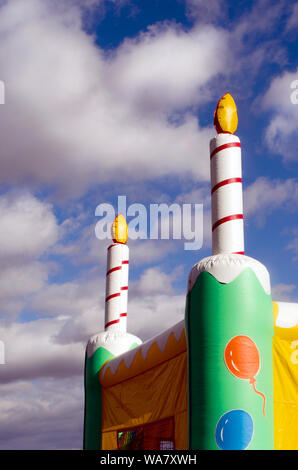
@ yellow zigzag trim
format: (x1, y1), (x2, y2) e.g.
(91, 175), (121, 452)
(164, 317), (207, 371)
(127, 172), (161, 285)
(100, 328), (186, 388)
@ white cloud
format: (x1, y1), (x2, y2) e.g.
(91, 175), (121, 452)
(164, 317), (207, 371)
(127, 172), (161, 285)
(287, 236), (298, 261)
(0, 190), (60, 316)
(234, 0), (290, 37)
(107, 23), (228, 112)
(52, 223), (106, 266)
(185, 0), (226, 23)
(48, 273), (184, 347)
(0, 0), (228, 196)
(0, 317), (84, 383)
(262, 70), (298, 161)
(128, 292), (185, 341)
(30, 277), (104, 319)
(132, 267), (174, 295)
(286, 3), (298, 31)
(130, 239), (178, 265)
(0, 262), (48, 315)
(175, 185), (211, 247)
(0, 191), (59, 264)
(221, 0), (289, 95)
(53, 223), (180, 267)
(28, 262), (186, 343)
(0, 277), (185, 449)
(0, 263), (185, 392)
(0, 377), (83, 449)
(244, 177), (298, 225)
(272, 283), (296, 302)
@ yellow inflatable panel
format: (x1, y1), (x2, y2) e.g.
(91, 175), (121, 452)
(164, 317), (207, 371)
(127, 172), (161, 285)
(273, 302), (298, 450)
(101, 350), (187, 450)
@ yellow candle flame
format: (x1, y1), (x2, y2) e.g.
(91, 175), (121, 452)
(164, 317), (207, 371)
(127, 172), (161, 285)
(214, 93), (238, 134)
(111, 214), (128, 244)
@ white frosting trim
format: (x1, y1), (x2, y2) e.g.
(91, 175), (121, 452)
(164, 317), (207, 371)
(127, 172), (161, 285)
(86, 331), (142, 358)
(187, 254), (271, 295)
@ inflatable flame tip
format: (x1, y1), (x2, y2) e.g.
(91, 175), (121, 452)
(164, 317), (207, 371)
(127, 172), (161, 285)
(111, 213), (128, 244)
(214, 92), (238, 135)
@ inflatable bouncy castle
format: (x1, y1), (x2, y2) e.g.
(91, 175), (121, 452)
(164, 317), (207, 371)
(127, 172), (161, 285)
(83, 94), (298, 450)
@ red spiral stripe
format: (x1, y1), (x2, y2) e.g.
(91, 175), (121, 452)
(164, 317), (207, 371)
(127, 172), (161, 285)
(105, 292), (121, 303)
(210, 142), (241, 160)
(211, 177), (242, 195)
(105, 319), (120, 329)
(212, 214), (243, 232)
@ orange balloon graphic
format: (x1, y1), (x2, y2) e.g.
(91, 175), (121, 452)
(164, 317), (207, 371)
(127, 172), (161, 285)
(224, 335), (259, 380)
(224, 335), (266, 416)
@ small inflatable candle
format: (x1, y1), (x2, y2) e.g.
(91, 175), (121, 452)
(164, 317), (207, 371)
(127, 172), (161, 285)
(105, 214), (129, 332)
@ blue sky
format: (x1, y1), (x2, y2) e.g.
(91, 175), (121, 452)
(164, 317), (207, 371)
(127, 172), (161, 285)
(0, 0), (297, 449)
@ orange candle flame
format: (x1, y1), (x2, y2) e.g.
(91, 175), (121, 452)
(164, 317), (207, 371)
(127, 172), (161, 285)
(214, 93), (238, 134)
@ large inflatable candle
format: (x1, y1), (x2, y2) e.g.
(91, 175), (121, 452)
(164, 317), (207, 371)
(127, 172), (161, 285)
(210, 93), (244, 255)
(185, 94), (274, 450)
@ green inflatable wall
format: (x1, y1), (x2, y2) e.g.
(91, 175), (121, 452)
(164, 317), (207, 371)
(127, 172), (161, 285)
(186, 268), (274, 450)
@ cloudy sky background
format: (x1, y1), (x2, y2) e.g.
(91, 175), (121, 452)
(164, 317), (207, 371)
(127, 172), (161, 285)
(0, 0), (297, 449)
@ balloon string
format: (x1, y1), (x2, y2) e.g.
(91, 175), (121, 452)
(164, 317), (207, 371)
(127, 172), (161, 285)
(250, 378), (266, 417)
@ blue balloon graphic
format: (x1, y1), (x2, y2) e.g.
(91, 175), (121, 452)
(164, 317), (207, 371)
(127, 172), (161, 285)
(215, 409), (253, 450)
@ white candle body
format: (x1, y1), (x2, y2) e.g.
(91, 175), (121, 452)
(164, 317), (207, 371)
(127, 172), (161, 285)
(210, 133), (244, 255)
(105, 243), (123, 331)
(119, 244), (129, 333)
(105, 243), (129, 332)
